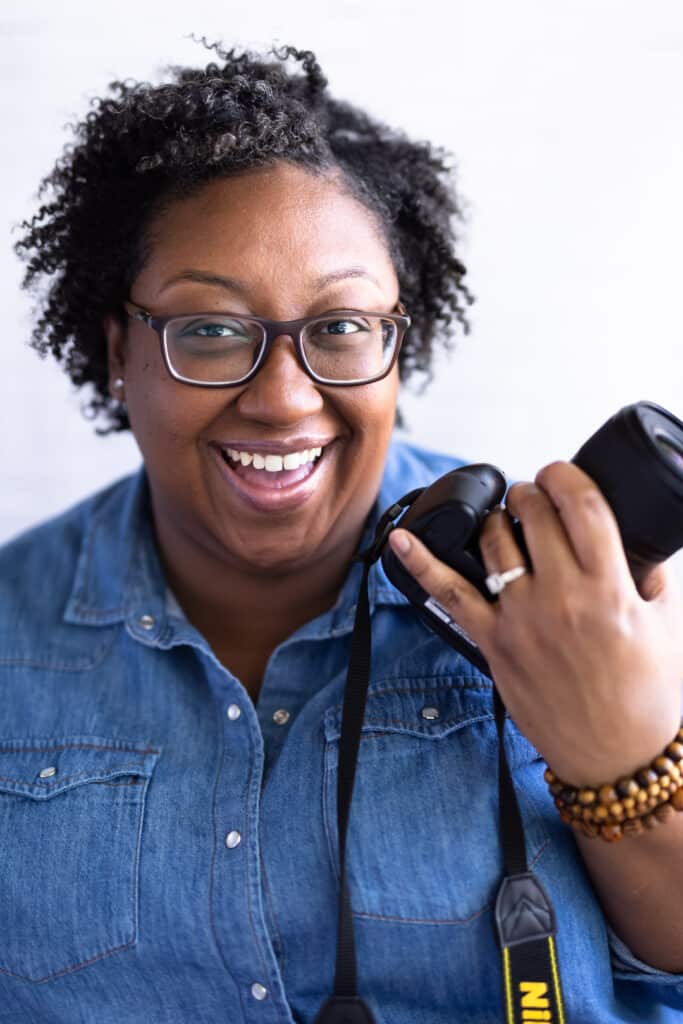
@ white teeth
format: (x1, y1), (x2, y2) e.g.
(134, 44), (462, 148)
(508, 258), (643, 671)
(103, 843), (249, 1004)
(222, 444), (325, 471)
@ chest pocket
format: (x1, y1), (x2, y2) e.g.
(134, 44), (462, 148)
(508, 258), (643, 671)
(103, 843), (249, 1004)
(322, 680), (550, 925)
(0, 735), (161, 983)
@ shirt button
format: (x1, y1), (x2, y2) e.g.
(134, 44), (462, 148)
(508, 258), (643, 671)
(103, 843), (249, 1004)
(138, 614), (156, 630)
(227, 704), (241, 720)
(39, 766), (57, 778)
(421, 706), (441, 720)
(272, 709), (290, 726)
(251, 982), (268, 1001)
(225, 830), (241, 849)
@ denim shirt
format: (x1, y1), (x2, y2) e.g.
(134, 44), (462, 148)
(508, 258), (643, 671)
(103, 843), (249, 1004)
(1, 436), (682, 1024)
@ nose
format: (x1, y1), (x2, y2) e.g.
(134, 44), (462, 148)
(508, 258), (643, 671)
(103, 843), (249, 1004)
(234, 333), (324, 424)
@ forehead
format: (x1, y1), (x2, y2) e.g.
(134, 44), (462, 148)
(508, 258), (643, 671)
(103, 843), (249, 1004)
(137, 162), (396, 299)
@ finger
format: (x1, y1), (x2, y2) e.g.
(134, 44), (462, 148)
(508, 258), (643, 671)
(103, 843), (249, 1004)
(389, 527), (496, 643)
(533, 461), (634, 588)
(478, 504), (533, 595)
(637, 557), (683, 605)
(502, 481), (579, 579)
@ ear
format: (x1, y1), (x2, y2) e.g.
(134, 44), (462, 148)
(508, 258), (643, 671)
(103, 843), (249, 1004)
(102, 312), (128, 396)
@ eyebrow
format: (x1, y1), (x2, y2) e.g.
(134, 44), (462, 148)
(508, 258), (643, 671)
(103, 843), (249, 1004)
(159, 267), (383, 295)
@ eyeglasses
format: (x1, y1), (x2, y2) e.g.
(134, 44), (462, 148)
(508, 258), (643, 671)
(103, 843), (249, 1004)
(123, 298), (412, 387)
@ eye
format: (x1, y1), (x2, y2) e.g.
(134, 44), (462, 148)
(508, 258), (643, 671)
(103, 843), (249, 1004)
(319, 317), (369, 335)
(178, 319), (246, 338)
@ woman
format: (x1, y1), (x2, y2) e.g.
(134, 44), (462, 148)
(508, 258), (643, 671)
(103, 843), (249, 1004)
(2, 40), (683, 1023)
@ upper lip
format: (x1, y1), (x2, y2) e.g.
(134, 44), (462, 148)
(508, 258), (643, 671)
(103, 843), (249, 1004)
(211, 437), (337, 454)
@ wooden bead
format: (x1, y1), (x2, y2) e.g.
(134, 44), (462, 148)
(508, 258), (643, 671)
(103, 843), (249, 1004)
(598, 785), (618, 805)
(599, 823), (624, 842)
(554, 796), (565, 811)
(544, 768), (556, 784)
(582, 807), (595, 822)
(560, 787), (578, 804)
(570, 803), (583, 818)
(549, 781), (563, 797)
(647, 782), (661, 799)
(625, 806), (639, 819)
(636, 768), (658, 788)
(559, 808), (574, 825)
(669, 764), (681, 783)
(654, 756), (676, 776)
(666, 741), (683, 762)
(622, 818), (645, 837)
(654, 802), (676, 824)
(636, 789), (649, 806)
(658, 774), (671, 790)
(578, 788), (597, 806)
(608, 801), (624, 819)
(616, 777), (639, 799)
(593, 805), (609, 822)
(671, 788), (683, 811)
(622, 796), (636, 810)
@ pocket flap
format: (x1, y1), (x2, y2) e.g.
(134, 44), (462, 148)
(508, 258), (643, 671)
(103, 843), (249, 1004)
(323, 678), (494, 744)
(323, 678), (544, 771)
(0, 735), (161, 800)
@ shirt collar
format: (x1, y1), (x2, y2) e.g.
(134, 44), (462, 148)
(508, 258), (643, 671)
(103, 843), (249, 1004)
(63, 440), (422, 643)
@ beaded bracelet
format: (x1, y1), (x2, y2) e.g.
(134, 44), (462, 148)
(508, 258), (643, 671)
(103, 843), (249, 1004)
(543, 724), (683, 842)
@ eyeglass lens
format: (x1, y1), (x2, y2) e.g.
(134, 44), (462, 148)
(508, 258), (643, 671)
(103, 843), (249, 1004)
(164, 314), (399, 384)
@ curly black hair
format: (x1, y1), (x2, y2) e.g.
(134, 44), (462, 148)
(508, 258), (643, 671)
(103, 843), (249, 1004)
(13, 37), (474, 435)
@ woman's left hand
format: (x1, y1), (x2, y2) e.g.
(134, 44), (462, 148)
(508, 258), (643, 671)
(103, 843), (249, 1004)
(389, 460), (683, 786)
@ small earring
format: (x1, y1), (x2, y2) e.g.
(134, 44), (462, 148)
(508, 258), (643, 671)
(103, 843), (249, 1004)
(113, 377), (124, 394)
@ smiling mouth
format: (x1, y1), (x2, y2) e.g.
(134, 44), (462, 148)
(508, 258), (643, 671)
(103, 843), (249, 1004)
(210, 439), (337, 512)
(217, 445), (325, 489)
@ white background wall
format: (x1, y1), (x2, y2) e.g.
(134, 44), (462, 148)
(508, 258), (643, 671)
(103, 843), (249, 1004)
(2, 0), (683, 582)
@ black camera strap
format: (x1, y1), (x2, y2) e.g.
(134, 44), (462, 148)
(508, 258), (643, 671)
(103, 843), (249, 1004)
(314, 496), (567, 1024)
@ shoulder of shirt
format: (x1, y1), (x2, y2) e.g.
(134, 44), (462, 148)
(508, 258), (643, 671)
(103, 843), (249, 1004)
(380, 435), (471, 502)
(0, 467), (143, 633)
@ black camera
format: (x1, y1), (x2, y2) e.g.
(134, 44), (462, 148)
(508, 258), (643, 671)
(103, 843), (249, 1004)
(381, 401), (683, 678)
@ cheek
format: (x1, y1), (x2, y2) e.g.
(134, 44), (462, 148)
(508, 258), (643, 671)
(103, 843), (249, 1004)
(130, 384), (223, 466)
(340, 370), (399, 435)
(338, 389), (398, 478)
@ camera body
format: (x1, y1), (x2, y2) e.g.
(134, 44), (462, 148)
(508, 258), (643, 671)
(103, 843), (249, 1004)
(381, 401), (683, 677)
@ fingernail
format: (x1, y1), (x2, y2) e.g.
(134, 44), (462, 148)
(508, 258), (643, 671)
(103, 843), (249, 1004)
(390, 530), (411, 555)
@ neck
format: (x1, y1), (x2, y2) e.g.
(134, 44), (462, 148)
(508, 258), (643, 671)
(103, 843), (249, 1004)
(149, 502), (367, 655)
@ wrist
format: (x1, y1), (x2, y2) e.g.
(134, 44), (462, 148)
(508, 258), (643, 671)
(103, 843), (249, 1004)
(545, 713), (682, 788)
(544, 721), (683, 842)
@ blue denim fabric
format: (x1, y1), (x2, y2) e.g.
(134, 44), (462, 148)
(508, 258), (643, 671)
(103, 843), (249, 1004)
(1, 437), (682, 1024)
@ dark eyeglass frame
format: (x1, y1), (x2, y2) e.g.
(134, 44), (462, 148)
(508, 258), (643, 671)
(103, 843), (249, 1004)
(123, 298), (412, 388)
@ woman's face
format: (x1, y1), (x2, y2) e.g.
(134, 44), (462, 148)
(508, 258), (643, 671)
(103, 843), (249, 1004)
(105, 161), (402, 576)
